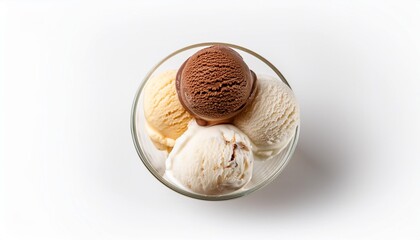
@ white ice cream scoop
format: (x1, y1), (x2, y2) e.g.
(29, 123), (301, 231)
(234, 74), (300, 159)
(165, 122), (253, 195)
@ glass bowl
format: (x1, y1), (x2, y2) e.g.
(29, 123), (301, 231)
(131, 42), (300, 200)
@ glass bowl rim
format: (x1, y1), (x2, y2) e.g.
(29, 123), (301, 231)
(130, 42), (300, 201)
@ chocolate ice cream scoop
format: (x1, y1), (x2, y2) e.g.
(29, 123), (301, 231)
(176, 45), (257, 126)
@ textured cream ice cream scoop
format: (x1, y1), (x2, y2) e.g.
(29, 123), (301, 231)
(234, 74), (299, 159)
(166, 122), (253, 195)
(143, 70), (193, 151)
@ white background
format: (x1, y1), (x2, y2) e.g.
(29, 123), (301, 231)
(1, 0), (420, 239)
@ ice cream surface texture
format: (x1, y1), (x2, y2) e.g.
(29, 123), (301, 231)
(234, 74), (300, 159)
(176, 45), (257, 126)
(166, 122), (253, 195)
(143, 70), (192, 151)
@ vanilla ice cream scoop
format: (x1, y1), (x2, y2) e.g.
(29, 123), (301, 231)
(234, 74), (300, 159)
(143, 70), (193, 151)
(166, 122), (253, 195)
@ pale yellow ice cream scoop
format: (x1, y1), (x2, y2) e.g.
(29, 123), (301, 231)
(143, 70), (192, 151)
